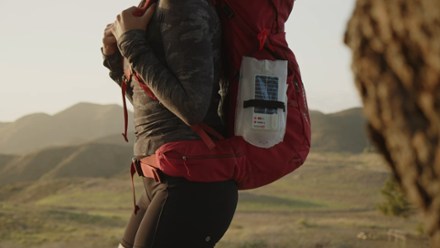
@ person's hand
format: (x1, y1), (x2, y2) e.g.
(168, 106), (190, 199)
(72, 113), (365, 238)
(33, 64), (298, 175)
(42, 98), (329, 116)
(102, 23), (118, 56)
(112, 4), (157, 42)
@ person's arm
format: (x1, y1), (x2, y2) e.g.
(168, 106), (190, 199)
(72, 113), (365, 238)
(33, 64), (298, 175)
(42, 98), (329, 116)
(101, 24), (134, 102)
(101, 49), (123, 84)
(117, 0), (217, 126)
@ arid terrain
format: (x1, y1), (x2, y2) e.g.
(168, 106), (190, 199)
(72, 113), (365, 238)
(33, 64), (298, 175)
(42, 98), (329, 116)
(0, 153), (429, 248)
(0, 104), (430, 247)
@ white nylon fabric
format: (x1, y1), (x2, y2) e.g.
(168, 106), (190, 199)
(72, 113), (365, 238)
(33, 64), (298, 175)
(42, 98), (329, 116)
(235, 56), (288, 148)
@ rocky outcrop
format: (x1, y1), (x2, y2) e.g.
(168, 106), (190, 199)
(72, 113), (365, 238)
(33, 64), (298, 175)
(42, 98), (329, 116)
(344, 0), (440, 246)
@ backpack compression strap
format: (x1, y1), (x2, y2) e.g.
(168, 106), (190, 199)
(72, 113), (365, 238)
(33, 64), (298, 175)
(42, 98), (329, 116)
(130, 156), (161, 213)
(121, 76), (130, 142)
(243, 99), (286, 112)
(190, 124), (225, 150)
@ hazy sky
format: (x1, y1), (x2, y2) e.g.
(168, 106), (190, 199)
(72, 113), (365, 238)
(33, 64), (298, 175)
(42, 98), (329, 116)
(0, 0), (359, 122)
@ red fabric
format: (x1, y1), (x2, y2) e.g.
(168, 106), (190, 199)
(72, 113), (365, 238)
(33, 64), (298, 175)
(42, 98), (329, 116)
(153, 138), (243, 182)
(121, 79), (129, 142)
(173, 0), (310, 189)
(221, 0), (310, 189)
(130, 0), (311, 190)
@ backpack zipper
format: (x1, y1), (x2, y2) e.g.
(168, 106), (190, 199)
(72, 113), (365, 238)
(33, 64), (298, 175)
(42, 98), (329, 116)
(181, 153), (241, 161)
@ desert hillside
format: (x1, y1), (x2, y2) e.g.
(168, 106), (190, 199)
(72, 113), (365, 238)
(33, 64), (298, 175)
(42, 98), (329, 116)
(0, 152), (428, 248)
(0, 102), (133, 155)
(0, 143), (131, 186)
(0, 103), (369, 156)
(310, 108), (372, 153)
(0, 103), (428, 248)
(0, 103), (374, 187)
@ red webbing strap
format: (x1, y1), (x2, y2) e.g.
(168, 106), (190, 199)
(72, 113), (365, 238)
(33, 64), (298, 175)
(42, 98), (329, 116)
(133, 72), (158, 100)
(257, 28), (269, 51)
(129, 155), (161, 214)
(140, 154), (160, 168)
(139, 155), (162, 182)
(199, 123), (225, 140)
(130, 161), (140, 214)
(121, 79), (129, 142)
(191, 125), (218, 150)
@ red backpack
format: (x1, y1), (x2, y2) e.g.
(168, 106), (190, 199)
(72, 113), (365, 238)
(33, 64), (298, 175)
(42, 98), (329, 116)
(123, 0), (311, 192)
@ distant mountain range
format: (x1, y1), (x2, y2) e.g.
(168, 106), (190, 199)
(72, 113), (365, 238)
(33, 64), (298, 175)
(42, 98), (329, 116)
(0, 102), (372, 185)
(0, 143), (132, 186)
(0, 102), (134, 155)
(310, 108), (371, 153)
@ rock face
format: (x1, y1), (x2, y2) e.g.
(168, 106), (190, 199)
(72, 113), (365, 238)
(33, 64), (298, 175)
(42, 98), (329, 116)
(344, 0), (440, 246)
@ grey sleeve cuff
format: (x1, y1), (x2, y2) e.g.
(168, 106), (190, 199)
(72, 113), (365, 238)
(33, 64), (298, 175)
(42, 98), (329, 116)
(101, 48), (124, 85)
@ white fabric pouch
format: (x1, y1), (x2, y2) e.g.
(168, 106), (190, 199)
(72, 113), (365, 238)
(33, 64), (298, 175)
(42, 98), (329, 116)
(235, 56), (288, 148)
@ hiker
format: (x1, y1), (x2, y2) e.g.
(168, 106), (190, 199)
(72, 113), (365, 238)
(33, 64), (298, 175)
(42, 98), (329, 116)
(101, 1), (238, 247)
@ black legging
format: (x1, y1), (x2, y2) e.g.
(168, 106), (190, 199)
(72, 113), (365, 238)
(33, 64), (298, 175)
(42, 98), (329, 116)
(120, 173), (238, 248)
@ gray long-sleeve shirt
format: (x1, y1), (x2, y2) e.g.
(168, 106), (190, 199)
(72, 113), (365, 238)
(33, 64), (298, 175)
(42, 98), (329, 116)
(103, 0), (223, 157)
